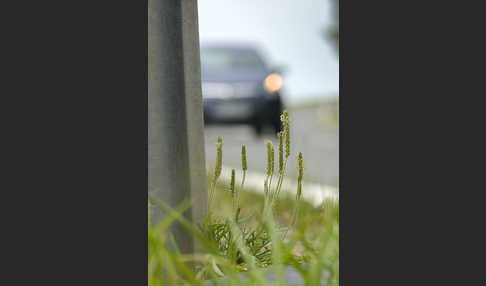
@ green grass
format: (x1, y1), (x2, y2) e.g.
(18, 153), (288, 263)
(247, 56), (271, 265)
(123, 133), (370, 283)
(148, 110), (339, 285)
(148, 193), (338, 285)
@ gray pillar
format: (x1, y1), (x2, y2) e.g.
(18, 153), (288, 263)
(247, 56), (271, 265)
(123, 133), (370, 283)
(148, 0), (207, 254)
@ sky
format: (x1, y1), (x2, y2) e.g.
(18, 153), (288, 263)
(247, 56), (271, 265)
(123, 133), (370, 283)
(197, 0), (339, 103)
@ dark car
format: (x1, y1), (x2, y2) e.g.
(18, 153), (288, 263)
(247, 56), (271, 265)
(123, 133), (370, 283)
(200, 43), (284, 135)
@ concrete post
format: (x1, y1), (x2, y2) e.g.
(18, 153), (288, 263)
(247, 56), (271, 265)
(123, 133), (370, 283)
(148, 0), (207, 254)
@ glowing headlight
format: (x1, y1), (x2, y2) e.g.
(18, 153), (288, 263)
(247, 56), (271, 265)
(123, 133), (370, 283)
(263, 73), (283, 93)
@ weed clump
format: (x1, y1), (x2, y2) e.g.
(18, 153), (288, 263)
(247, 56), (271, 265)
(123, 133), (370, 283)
(201, 110), (306, 271)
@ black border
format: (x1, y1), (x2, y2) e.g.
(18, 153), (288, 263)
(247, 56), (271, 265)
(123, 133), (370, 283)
(340, 0), (484, 284)
(1, 1), (147, 284)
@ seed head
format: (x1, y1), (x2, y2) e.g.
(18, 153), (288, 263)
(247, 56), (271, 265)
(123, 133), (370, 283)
(297, 152), (303, 182)
(214, 136), (223, 180)
(281, 110), (290, 158)
(230, 168), (235, 196)
(241, 144), (247, 171)
(266, 141), (274, 176)
(297, 152), (304, 200)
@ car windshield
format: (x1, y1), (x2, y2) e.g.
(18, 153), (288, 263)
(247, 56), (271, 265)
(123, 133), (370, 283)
(200, 47), (266, 72)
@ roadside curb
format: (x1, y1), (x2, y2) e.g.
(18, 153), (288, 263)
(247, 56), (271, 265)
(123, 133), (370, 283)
(219, 165), (338, 207)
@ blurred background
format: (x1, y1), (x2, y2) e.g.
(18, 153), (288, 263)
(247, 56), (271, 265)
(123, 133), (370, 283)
(198, 0), (339, 188)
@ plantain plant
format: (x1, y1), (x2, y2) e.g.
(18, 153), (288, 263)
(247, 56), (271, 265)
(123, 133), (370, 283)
(198, 110), (305, 271)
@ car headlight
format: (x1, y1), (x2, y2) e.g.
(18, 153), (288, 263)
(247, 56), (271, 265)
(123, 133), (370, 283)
(263, 73), (283, 93)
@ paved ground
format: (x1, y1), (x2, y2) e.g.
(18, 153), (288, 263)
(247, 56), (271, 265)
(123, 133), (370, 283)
(204, 105), (339, 188)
